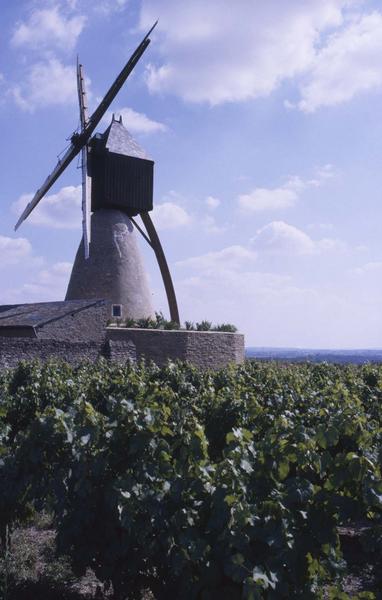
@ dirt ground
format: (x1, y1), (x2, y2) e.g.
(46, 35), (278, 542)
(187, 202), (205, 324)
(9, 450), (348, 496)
(2, 520), (381, 599)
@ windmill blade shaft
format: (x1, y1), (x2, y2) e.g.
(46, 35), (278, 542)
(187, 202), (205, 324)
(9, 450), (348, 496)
(81, 146), (91, 259)
(77, 59), (91, 259)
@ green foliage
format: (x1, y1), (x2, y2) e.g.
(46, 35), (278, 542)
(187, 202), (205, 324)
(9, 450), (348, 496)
(196, 320), (212, 331)
(213, 323), (238, 333)
(135, 316), (157, 329)
(124, 317), (136, 328)
(0, 360), (381, 598)
(108, 312), (238, 333)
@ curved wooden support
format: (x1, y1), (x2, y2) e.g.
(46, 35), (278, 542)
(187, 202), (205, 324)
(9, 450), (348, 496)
(139, 212), (180, 325)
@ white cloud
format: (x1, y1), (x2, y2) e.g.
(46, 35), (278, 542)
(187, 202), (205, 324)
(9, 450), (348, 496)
(93, 0), (129, 15)
(177, 262), (382, 348)
(0, 73), (6, 105)
(317, 238), (348, 253)
(177, 245), (257, 271)
(252, 222), (315, 255)
(140, 2), (382, 112)
(238, 166), (334, 212)
(11, 6), (86, 51)
(308, 222), (334, 232)
(239, 185), (299, 213)
(140, 0), (348, 105)
(9, 262), (73, 302)
(353, 260), (382, 275)
(174, 242), (382, 348)
(147, 191), (224, 233)
(251, 221), (346, 256)
(314, 163), (336, 182)
(11, 58), (77, 111)
(103, 107), (167, 134)
(0, 235), (33, 267)
(297, 12), (382, 112)
(206, 195), (220, 210)
(151, 201), (192, 230)
(12, 186), (82, 229)
(201, 215), (226, 234)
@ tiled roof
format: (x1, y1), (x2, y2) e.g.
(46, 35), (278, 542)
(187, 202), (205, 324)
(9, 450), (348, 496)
(99, 117), (150, 160)
(0, 299), (104, 329)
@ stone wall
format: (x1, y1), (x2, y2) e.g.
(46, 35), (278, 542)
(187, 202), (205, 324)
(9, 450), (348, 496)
(0, 328), (245, 372)
(104, 339), (137, 364)
(106, 328), (245, 369)
(0, 339), (102, 371)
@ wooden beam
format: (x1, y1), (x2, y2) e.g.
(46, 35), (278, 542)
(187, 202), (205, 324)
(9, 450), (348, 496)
(140, 212), (180, 324)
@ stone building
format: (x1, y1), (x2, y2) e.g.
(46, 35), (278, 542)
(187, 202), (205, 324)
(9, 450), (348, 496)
(0, 300), (108, 341)
(0, 299), (244, 372)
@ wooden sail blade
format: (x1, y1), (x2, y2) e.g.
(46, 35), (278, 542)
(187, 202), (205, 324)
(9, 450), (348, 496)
(140, 212), (180, 324)
(14, 143), (80, 231)
(77, 59), (91, 259)
(77, 59), (89, 128)
(83, 21), (157, 139)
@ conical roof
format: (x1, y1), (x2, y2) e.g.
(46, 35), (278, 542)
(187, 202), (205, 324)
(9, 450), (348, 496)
(97, 116), (149, 159)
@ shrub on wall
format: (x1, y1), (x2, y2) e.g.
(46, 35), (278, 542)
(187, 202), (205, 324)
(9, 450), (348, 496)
(107, 312), (238, 333)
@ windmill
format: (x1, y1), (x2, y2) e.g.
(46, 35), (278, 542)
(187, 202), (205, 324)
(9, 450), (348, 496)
(15, 22), (180, 324)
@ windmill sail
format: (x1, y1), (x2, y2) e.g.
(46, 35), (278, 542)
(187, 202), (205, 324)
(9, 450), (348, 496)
(14, 21), (158, 231)
(77, 59), (91, 259)
(14, 143), (81, 231)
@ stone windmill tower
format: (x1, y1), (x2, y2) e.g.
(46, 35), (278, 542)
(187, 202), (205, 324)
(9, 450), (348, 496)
(65, 116), (155, 320)
(15, 23), (179, 324)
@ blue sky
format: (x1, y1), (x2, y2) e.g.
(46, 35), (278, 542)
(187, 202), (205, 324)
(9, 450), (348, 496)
(1, 0), (382, 348)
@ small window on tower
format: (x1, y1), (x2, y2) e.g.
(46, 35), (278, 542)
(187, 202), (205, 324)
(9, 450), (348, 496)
(112, 304), (122, 318)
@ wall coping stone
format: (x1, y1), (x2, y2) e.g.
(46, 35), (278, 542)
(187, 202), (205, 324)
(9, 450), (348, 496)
(106, 327), (241, 336)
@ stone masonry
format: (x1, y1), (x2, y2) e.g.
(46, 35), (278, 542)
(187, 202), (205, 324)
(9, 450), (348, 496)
(66, 210), (154, 320)
(0, 339), (102, 371)
(106, 328), (245, 370)
(0, 300), (245, 371)
(0, 329), (244, 372)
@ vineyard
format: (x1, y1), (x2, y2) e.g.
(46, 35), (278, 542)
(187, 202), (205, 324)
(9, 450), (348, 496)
(0, 359), (381, 599)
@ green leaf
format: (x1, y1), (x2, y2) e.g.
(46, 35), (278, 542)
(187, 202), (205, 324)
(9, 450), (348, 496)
(252, 566), (272, 589)
(316, 425), (339, 449)
(232, 553), (245, 565)
(277, 458), (289, 480)
(240, 459), (253, 474)
(225, 495), (237, 506)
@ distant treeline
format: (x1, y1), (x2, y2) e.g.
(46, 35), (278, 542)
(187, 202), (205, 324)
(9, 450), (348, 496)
(246, 347), (382, 364)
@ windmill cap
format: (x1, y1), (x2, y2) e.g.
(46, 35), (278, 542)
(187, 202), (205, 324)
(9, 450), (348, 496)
(95, 116), (150, 160)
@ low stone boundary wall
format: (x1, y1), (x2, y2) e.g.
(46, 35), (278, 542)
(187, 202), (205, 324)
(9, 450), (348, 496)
(0, 329), (245, 371)
(0, 339), (102, 371)
(106, 328), (245, 369)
